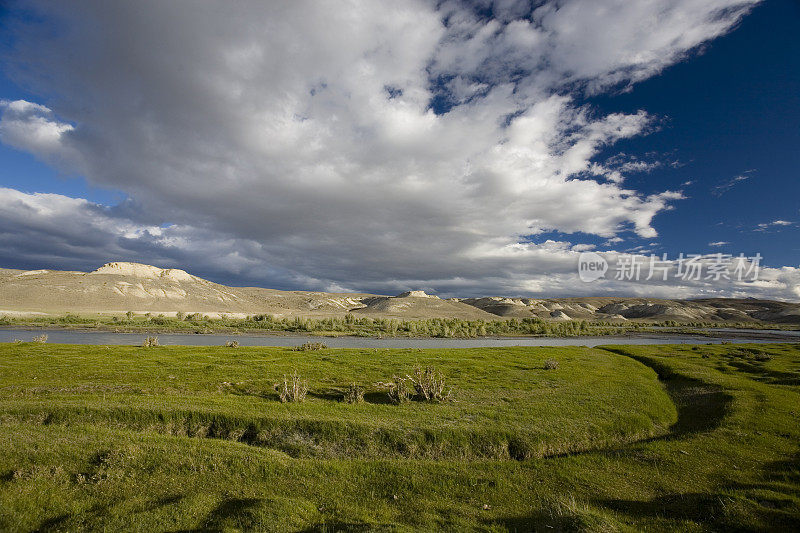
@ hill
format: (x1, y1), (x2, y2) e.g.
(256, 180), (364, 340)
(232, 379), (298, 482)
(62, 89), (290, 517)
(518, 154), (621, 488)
(1, 262), (798, 323)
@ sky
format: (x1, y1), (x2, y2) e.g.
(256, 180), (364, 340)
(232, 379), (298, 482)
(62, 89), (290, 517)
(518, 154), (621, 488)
(0, 0), (798, 299)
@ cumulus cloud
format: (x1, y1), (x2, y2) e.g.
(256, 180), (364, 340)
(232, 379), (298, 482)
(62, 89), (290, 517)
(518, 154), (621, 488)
(0, 0), (777, 297)
(0, 100), (78, 168)
(3, 188), (797, 299)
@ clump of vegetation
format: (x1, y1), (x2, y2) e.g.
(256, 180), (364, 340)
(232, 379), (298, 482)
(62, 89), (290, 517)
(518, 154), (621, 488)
(275, 370), (308, 403)
(4, 310), (794, 339)
(225, 340), (239, 348)
(543, 359), (559, 370)
(142, 336), (159, 347)
(342, 383), (364, 404)
(379, 376), (413, 404)
(378, 367), (452, 403)
(292, 342), (327, 351)
(408, 366), (452, 402)
(32, 334), (48, 343)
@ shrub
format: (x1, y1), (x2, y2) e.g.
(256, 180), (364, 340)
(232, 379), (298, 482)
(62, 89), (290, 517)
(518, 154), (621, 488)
(275, 370), (308, 403)
(225, 340), (239, 348)
(142, 336), (159, 347)
(176, 311), (185, 321)
(125, 311), (134, 320)
(384, 376), (413, 404)
(342, 383), (364, 404)
(32, 334), (48, 343)
(292, 342), (327, 351)
(408, 366), (452, 402)
(543, 359), (559, 370)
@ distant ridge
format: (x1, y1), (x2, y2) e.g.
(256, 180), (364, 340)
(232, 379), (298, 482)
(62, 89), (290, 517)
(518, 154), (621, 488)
(0, 262), (798, 323)
(89, 262), (196, 281)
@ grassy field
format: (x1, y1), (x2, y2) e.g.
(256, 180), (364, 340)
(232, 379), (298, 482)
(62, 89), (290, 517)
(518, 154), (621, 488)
(0, 342), (798, 530)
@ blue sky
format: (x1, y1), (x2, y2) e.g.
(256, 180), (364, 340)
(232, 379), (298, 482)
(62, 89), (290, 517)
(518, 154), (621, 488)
(0, 0), (797, 298)
(590, 0), (800, 267)
(530, 0), (800, 268)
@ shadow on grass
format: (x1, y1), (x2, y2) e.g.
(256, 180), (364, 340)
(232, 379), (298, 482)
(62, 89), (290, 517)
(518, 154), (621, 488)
(597, 492), (729, 522)
(34, 514), (70, 532)
(299, 522), (383, 532)
(306, 388), (344, 402)
(363, 391), (393, 405)
(599, 348), (733, 437)
(726, 359), (800, 387)
(199, 497), (263, 531)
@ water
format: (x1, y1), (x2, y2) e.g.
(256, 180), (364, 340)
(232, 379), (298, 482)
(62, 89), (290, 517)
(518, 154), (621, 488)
(1, 328), (797, 348)
(703, 327), (800, 337)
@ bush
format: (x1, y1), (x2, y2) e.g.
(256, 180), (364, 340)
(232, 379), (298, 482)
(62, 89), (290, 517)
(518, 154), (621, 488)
(225, 340), (239, 348)
(378, 376), (413, 404)
(275, 370), (308, 403)
(342, 383), (364, 404)
(142, 336), (159, 347)
(543, 359), (559, 370)
(408, 366), (452, 402)
(292, 342), (327, 351)
(32, 334), (48, 343)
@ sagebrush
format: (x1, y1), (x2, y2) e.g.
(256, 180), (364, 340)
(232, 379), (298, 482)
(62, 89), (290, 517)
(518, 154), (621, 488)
(408, 366), (452, 402)
(142, 336), (159, 347)
(275, 370), (308, 402)
(292, 342), (327, 351)
(342, 383), (364, 404)
(544, 359), (559, 370)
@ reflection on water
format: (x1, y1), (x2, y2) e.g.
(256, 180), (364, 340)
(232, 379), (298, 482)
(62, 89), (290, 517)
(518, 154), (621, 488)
(0, 328), (796, 348)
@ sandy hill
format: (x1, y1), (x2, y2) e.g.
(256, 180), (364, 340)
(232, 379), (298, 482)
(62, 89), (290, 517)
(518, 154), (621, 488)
(0, 263), (491, 319)
(462, 296), (800, 324)
(0, 262), (798, 323)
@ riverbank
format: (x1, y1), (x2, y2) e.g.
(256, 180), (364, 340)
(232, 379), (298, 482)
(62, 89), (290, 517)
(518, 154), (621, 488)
(1, 313), (797, 340)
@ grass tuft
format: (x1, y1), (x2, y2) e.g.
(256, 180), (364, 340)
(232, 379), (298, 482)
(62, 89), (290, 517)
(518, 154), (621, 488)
(408, 365), (452, 402)
(342, 383), (364, 404)
(378, 376), (413, 404)
(142, 336), (159, 347)
(275, 370), (308, 402)
(292, 342), (327, 351)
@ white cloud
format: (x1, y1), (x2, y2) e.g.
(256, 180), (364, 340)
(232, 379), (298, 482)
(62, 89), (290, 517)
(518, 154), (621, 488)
(0, 100), (78, 168)
(756, 220), (795, 232)
(708, 241), (730, 247)
(712, 170), (754, 196)
(0, 188), (796, 298)
(0, 0), (769, 296)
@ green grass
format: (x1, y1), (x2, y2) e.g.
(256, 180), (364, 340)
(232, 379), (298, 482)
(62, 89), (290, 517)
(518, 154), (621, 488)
(0, 342), (798, 530)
